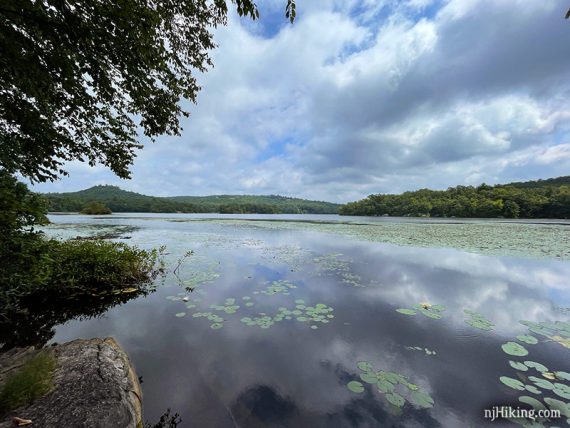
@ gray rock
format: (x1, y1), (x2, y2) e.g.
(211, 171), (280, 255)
(0, 338), (142, 428)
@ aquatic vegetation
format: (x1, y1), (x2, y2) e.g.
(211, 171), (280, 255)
(516, 335), (539, 345)
(175, 312), (186, 318)
(499, 376), (525, 391)
(499, 337), (570, 426)
(240, 303), (334, 330)
(464, 310), (494, 331)
(347, 381), (364, 393)
(259, 245), (313, 271)
(255, 279), (297, 296)
(501, 342), (528, 357)
(190, 311), (226, 329)
(210, 298), (240, 314)
(313, 254), (350, 276)
(396, 304), (445, 319)
(405, 346), (437, 356)
(346, 361), (434, 409)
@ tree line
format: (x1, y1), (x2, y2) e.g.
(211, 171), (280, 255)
(339, 177), (570, 219)
(44, 185), (340, 214)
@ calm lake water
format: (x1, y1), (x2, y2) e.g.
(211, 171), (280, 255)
(38, 214), (570, 427)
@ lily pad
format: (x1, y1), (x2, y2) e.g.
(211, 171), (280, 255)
(360, 372), (379, 384)
(210, 323), (223, 329)
(544, 397), (570, 418)
(523, 361), (548, 372)
(524, 385), (542, 395)
(377, 379), (395, 393)
(175, 312), (186, 318)
(396, 308), (417, 315)
(517, 335), (538, 345)
(409, 391), (434, 409)
(347, 381), (364, 393)
(509, 361), (528, 372)
(385, 392), (405, 407)
(555, 371), (570, 381)
(553, 383), (570, 400)
(519, 396), (547, 412)
(499, 376), (525, 391)
(357, 361), (372, 372)
(501, 342), (528, 357)
(528, 376), (554, 390)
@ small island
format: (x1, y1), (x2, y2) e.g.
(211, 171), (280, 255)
(80, 202), (112, 215)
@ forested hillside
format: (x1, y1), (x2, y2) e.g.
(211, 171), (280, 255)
(44, 186), (340, 214)
(339, 177), (570, 218)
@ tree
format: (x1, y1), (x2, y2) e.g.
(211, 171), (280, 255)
(0, 0), (296, 183)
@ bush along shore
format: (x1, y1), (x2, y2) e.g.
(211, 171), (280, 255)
(0, 171), (165, 334)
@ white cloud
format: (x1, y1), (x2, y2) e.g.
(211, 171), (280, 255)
(31, 0), (570, 202)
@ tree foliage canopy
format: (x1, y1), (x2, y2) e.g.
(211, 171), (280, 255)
(339, 176), (570, 219)
(0, 0), (295, 182)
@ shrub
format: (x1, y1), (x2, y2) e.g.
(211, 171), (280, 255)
(0, 351), (56, 414)
(80, 202), (112, 215)
(46, 240), (164, 294)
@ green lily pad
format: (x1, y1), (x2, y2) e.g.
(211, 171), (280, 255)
(524, 385), (542, 395)
(544, 397), (570, 418)
(501, 342), (529, 356)
(421, 311), (443, 319)
(465, 318), (494, 331)
(553, 383), (570, 400)
(377, 379), (395, 393)
(555, 371), (570, 381)
(517, 335), (539, 345)
(499, 376), (525, 391)
(396, 308), (417, 315)
(385, 392), (405, 408)
(175, 312), (186, 318)
(518, 396), (547, 411)
(210, 323), (223, 329)
(528, 376), (554, 390)
(524, 361), (548, 372)
(409, 391), (434, 409)
(347, 381), (364, 393)
(509, 361), (529, 372)
(357, 361), (372, 372)
(381, 372), (401, 385)
(360, 372), (379, 384)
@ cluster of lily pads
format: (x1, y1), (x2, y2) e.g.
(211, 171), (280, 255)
(346, 361), (434, 410)
(209, 298), (240, 314)
(240, 301), (334, 330)
(405, 346), (437, 356)
(313, 254), (350, 276)
(519, 320), (570, 350)
(396, 303), (446, 319)
(499, 325), (570, 426)
(254, 279), (297, 296)
(464, 309), (495, 331)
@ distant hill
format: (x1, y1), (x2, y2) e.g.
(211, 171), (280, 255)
(339, 176), (570, 219)
(43, 185), (340, 214)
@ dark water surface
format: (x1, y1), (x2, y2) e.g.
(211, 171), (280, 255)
(41, 214), (570, 427)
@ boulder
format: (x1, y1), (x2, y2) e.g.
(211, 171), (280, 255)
(0, 338), (142, 428)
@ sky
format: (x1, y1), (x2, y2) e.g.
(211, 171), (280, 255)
(31, 0), (570, 203)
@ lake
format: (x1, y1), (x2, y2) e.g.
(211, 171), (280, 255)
(36, 214), (570, 427)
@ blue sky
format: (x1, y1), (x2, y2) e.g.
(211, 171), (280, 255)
(31, 0), (570, 203)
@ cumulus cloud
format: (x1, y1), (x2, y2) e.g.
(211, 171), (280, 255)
(31, 0), (570, 202)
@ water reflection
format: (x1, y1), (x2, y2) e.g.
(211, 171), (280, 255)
(0, 289), (149, 350)
(38, 215), (570, 427)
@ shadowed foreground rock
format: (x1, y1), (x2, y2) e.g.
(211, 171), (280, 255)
(0, 338), (142, 428)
